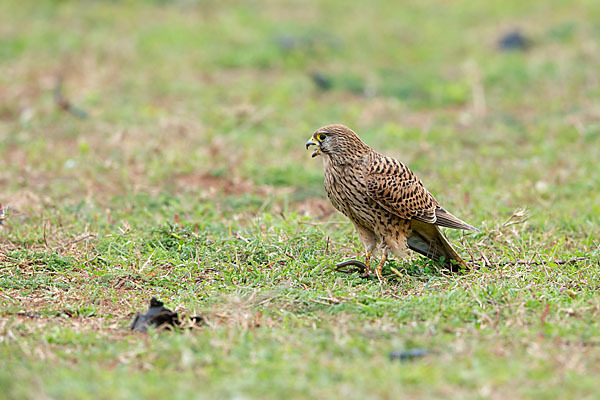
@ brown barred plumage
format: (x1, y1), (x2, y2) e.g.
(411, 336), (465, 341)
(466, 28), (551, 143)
(306, 124), (478, 276)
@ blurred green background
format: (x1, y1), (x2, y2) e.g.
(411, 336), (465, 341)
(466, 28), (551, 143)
(2, 0), (599, 222)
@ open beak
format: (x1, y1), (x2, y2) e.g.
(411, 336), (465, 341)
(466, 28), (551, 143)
(305, 136), (320, 158)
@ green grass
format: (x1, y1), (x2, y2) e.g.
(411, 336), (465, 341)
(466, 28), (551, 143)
(2, 0), (600, 398)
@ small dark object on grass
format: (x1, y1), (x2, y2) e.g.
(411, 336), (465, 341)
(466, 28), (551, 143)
(333, 259), (369, 273)
(131, 297), (179, 332)
(389, 348), (430, 361)
(54, 76), (88, 119)
(131, 297), (205, 332)
(311, 72), (333, 90)
(276, 34), (298, 52)
(497, 30), (529, 51)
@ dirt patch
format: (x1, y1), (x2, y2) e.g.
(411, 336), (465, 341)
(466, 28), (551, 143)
(293, 197), (336, 219)
(176, 172), (267, 197)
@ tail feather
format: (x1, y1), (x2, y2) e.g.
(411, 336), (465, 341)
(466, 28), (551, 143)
(408, 220), (467, 272)
(435, 207), (479, 232)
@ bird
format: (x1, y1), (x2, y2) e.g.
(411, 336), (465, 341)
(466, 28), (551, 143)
(306, 124), (478, 278)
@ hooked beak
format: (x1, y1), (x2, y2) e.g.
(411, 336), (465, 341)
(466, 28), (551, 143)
(306, 136), (320, 158)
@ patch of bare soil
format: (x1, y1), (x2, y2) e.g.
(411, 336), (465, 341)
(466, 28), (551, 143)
(176, 172), (263, 197)
(293, 197), (335, 219)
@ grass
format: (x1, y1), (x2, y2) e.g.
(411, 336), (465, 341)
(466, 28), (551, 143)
(1, 0), (600, 398)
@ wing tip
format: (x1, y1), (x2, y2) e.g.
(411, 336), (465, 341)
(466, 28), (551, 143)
(464, 223), (480, 233)
(435, 207), (480, 232)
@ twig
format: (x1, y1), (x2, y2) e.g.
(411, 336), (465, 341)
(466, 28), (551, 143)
(63, 233), (96, 247)
(464, 242), (477, 267)
(390, 266), (403, 279)
(42, 222), (50, 248)
(308, 298), (331, 306)
(473, 243), (491, 267)
(54, 76), (88, 119)
(502, 208), (529, 228)
(467, 256), (592, 267)
(503, 257), (591, 266)
(540, 303), (550, 325)
(317, 295), (340, 305)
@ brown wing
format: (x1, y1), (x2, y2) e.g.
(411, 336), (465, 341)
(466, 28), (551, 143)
(365, 154), (439, 223)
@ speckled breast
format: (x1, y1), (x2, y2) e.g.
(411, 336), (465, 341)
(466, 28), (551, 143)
(323, 162), (380, 229)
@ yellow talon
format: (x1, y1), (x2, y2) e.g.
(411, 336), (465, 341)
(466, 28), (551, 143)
(375, 253), (387, 279)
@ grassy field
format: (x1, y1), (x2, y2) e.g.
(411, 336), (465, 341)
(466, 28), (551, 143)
(2, 0), (600, 398)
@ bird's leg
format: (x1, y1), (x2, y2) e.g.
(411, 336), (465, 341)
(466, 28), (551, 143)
(360, 251), (373, 278)
(364, 250), (372, 268)
(375, 252), (388, 280)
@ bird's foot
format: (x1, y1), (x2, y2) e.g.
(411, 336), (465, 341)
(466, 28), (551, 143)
(375, 266), (383, 281)
(374, 253), (388, 282)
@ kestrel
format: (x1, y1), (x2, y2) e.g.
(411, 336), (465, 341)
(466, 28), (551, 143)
(306, 124), (478, 277)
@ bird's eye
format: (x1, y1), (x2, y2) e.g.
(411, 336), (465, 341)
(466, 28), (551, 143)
(318, 133), (327, 141)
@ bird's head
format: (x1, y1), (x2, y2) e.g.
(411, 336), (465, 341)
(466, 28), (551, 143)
(305, 124), (370, 160)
